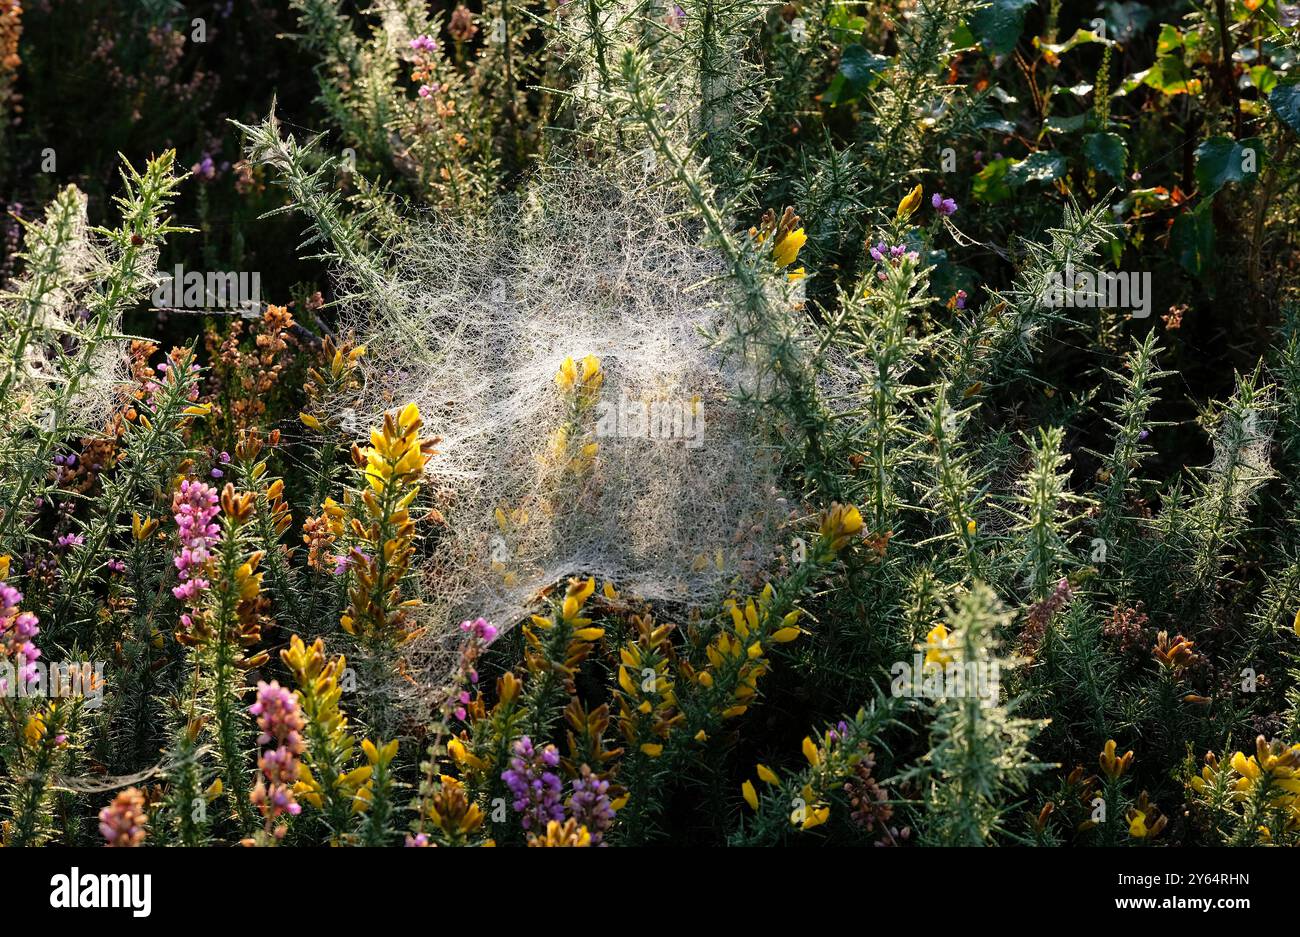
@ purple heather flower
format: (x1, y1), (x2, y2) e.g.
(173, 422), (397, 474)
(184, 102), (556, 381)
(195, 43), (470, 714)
(57, 533), (84, 550)
(568, 766), (616, 845)
(106, 559), (126, 574)
(0, 581), (41, 695)
(99, 788), (148, 847)
(1138, 429), (1151, 442)
(459, 616), (499, 644)
(171, 480), (221, 601)
(410, 34), (438, 53)
(406, 833), (431, 847)
(501, 736), (566, 831)
(210, 468), (223, 479)
(191, 155), (217, 182)
(931, 193), (958, 216)
(249, 681), (306, 822)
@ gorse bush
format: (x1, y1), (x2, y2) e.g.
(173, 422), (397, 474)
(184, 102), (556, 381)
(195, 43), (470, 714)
(0, 0), (1299, 849)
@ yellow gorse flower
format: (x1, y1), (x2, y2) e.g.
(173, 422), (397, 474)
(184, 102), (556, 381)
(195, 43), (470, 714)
(428, 775), (486, 838)
(773, 227), (807, 268)
(554, 355), (604, 414)
(1228, 737), (1300, 823)
(1099, 739), (1134, 780)
(280, 635), (367, 810)
(360, 403), (435, 494)
(923, 623), (956, 667)
(896, 184), (923, 220)
(819, 502), (864, 555)
(527, 818), (593, 847)
(750, 206), (808, 275)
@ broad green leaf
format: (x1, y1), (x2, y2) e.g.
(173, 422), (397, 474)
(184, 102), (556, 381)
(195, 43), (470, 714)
(972, 157), (1015, 204)
(1006, 151), (1067, 187)
(1143, 56), (1202, 96)
(1044, 113), (1089, 134)
(1085, 132), (1128, 181)
(1269, 80), (1300, 135)
(824, 45), (889, 105)
(970, 0), (1036, 56)
(1194, 136), (1263, 196)
(1156, 24), (1183, 55)
(1170, 202), (1215, 279)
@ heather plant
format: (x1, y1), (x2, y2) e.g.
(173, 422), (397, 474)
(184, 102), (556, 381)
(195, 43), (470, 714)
(1, 0), (1300, 852)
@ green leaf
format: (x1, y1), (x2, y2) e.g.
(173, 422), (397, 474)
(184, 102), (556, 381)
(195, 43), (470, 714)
(1006, 151), (1067, 187)
(1084, 132), (1128, 181)
(970, 0), (1036, 56)
(824, 44), (889, 104)
(1142, 56), (1202, 96)
(1155, 24), (1183, 55)
(1170, 202), (1216, 279)
(1044, 113), (1089, 134)
(1037, 28), (1108, 56)
(1249, 66), (1277, 95)
(1194, 136), (1264, 197)
(1269, 80), (1300, 136)
(972, 157), (1015, 204)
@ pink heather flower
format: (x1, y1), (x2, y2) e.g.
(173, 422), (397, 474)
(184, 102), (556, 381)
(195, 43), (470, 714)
(99, 787), (148, 847)
(931, 193), (958, 215)
(410, 34), (438, 53)
(459, 616), (499, 645)
(57, 532), (84, 550)
(250, 680), (306, 750)
(171, 480), (221, 601)
(249, 681), (306, 823)
(0, 581), (41, 695)
(406, 833), (431, 847)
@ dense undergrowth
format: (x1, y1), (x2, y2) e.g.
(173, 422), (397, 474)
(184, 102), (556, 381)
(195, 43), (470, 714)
(1, 0), (1300, 847)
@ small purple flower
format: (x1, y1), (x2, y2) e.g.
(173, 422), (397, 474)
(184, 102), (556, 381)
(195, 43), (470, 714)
(57, 533), (84, 550)
(459, 616), (499, 645)
(0, 581), (41, 695)
(1138, 429), (1151, 442)
(410, 34), (438, 53)
(568, 766), (616, 845)
(171, 480), (221, 603)
(210, 468), (224, 479)
(107, 559), (126, 574)
(931, 193), (958, 216)
(191, 155), (217, 182)
(501, 736), (566, 831)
